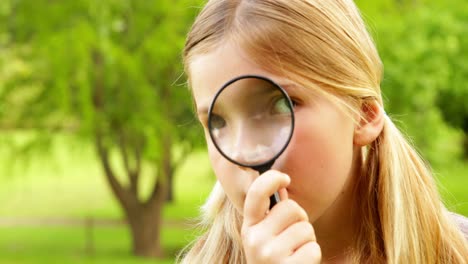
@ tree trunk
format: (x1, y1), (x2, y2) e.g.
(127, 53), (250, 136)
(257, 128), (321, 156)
(126, 197), (166, 258)
(96, 134), (169, 258)
(94, 124), (170, 259)
(463, 133), (468, 160)
(165, 166), (174, 202)
(92, 47), (173, 259)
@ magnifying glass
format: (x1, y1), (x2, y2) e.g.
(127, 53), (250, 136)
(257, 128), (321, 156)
(208, 75), (295, 209)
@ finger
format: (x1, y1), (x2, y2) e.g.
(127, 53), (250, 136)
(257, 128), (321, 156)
(243, 170), (290, 227)
(272, 221), (316, 257)
(260, 199), (308, 235)
(278, 187), (288, 200)
(286, 241), (321, 264)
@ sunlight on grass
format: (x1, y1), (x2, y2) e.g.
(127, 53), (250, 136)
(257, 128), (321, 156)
(0, 135), (213, 262)
(0, 225), (195, 264)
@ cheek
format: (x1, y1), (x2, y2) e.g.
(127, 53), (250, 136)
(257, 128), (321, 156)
(275, 110), (355, 217)
(284, 123), (354, 179)
(205, 134), (249, 212)
(205, 135), (225, 177)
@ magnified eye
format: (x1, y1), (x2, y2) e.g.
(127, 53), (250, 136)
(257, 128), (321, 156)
(210, 114), (226, 130)
(273, 97), (292, 114)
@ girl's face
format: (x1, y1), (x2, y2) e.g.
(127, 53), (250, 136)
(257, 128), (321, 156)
(190, 43), (360, 223)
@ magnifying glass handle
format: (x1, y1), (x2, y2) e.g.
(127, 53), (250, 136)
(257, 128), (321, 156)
(253, 161), (281, 209)
(269, 192), (280, 210)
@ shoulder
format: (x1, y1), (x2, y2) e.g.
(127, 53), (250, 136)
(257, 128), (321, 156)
(449, 212), (468, 241)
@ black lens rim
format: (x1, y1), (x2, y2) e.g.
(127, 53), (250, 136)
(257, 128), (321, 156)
(207, 74), (295, 168)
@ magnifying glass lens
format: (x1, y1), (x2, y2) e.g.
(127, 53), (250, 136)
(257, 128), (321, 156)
(208, 76), (294, 168)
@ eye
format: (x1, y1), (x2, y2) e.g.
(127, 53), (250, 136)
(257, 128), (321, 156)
(209, 114), (226, 130)
(272, 97), (296, 114)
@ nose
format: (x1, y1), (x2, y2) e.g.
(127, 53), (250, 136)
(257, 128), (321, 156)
(228, 120), (272, 165)
(231, 124), (255, 154)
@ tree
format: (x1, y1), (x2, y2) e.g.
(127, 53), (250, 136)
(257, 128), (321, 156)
(1, 0), (203, 258)
(357, 0), (468, 163)
(437, 81), (468, 158)
(432, 1), (468, 158)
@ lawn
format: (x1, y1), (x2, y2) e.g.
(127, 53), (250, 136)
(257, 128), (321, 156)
(0, 138), (213, 263)
(0, 136), (466, 263)
(0, 225), (197, 264)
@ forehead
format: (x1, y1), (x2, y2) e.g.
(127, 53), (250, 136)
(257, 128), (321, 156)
(189, 44), (286, 112)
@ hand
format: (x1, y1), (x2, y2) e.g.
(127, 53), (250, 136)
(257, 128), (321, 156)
(241, 170), (322, 264)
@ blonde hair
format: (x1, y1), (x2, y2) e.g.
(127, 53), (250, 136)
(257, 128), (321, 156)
(179, 0), (468, 263)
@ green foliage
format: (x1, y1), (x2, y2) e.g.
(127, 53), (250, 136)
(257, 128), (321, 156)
(356, 0), (468, 163)
(1, 0), (205, 158)
(0, 0), (207, 184)
(0, 0), (206, 257)
(1, 0), (466, 260)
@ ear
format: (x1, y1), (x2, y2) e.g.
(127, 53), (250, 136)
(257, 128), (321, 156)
(353, 101), (385, 146)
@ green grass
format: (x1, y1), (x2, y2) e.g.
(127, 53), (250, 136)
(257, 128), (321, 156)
(0, 135), (214, 263)
(0, 225), (200, 264)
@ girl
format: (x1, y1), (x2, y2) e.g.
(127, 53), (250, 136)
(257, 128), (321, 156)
(179, 0), (468, 263)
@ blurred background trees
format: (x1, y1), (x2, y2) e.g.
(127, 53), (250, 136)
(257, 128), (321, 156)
(357, 0), (468, 163)
(0, 0), (466, 263)
(1, 0), (204, 259)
